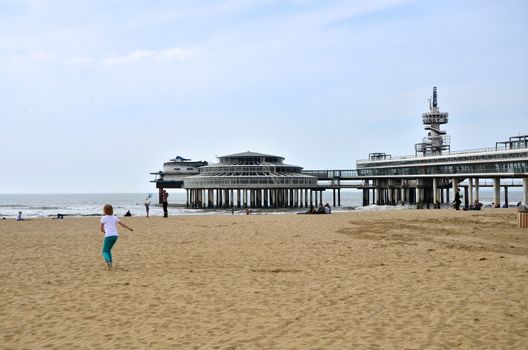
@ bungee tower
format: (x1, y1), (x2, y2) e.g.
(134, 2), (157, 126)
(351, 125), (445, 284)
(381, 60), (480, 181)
(415, 87), (450, 156)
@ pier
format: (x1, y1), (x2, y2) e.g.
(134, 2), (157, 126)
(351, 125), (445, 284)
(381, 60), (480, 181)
(151, 87), (528, 209)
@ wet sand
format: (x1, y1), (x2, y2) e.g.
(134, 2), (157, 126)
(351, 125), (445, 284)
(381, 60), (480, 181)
(1, 209), (527, 349)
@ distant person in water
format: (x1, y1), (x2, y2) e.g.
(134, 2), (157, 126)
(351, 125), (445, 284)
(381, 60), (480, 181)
(144, 196), (151, 218)
(100, 204), (133, 270)
(16, 211), (23, 221)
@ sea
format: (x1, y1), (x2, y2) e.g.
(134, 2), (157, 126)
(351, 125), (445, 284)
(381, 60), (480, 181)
(0, 189), (524, 219)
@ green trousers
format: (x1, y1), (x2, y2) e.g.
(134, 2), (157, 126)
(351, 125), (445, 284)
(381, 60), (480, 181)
(102, 236), (118, 263)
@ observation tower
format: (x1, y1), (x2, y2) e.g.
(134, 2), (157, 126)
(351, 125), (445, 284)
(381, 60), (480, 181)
(415, 87), (450, 156)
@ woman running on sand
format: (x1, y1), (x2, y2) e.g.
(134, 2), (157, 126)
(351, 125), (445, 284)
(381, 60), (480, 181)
(100, 204), (133, 270)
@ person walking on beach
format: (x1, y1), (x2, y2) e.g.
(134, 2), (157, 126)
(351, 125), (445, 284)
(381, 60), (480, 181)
(100, 204), (133, 270)
(162, 190), (169, 218)
(144, 195), (151, 218)
(454, 188), (462, 211)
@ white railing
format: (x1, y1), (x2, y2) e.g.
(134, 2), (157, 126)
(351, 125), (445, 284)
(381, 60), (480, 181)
(357, 144), (527, 163)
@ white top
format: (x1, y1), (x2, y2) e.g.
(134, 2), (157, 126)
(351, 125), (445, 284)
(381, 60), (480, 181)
(101, 215), (120, 237)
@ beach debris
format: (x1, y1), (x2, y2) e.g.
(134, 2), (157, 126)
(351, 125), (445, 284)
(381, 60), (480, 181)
(250, 268), (301, 273)
(479, 257), (487, 261)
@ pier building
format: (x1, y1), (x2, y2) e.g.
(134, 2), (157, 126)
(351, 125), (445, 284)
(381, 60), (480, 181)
(182, 152), (321, 208)
(150, 156), (208, 203)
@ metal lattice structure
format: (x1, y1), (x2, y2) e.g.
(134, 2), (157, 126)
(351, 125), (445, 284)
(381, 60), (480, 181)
(415, 87), (451, 156)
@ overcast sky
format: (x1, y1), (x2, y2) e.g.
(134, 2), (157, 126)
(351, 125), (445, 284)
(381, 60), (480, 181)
(0, 0), (526, 193)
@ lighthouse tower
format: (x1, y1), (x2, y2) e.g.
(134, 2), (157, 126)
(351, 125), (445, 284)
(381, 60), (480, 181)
(415, 87), (450, 156)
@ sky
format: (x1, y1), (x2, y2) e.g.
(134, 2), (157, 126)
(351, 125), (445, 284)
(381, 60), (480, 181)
(0, 0), (526, 193)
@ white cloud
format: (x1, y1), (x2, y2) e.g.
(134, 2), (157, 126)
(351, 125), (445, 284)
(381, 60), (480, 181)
(102, 48), (195, 65)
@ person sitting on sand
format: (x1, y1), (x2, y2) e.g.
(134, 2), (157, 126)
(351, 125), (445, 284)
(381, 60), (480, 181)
(469, 201), (482, 211)
(100, 204), (133, 270)
(317, 204), (325, 214)
(124, 210), (132, 217)
(324, 203), (331, 214)
(16, 211), (23, 221)
(306, 205), (316, 214)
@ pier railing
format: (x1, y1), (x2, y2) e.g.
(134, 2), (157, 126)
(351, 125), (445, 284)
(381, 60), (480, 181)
(356, 144), (528, 163)
(302, 170), (358, 179)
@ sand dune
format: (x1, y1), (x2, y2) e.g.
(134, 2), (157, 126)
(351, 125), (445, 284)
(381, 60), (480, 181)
(1, 209), (527, 349)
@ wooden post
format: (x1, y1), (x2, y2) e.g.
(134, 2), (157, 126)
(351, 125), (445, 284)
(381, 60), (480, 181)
(518, 211), (528, 229)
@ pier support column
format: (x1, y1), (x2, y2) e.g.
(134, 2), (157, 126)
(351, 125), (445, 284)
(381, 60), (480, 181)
(523, 177), (528, 205)
(243, 189), (247, 208)
(452, 178), (458, 208)
(294, 189), (298, 208)
(468, 178), (473, 208)
(504, 186), (509, 208)
(333, 189), (336, 207)
(338, 189), (341, 207)
(433, 178), (438, 208)
(401, 180), (406, 205)
(493, 178), (500, 208)
(475, 179), (480, 203)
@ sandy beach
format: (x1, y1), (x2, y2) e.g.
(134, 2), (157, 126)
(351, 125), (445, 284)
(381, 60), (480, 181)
(1, 209), (527, 349)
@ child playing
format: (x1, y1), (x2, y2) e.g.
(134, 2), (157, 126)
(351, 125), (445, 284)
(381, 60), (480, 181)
(100, 204), (133, 270)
